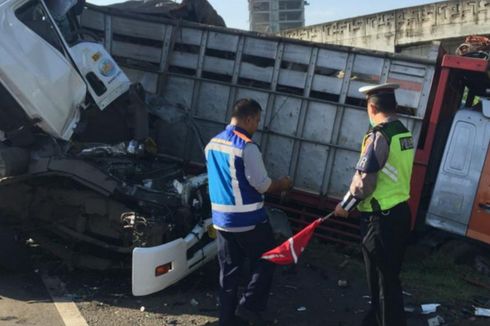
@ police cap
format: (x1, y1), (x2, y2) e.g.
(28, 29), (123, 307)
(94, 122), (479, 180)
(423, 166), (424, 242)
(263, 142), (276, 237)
(358, 83), (399, 97)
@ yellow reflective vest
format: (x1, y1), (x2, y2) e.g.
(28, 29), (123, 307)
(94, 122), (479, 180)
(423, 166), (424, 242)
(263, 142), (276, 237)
(357, 120), (415, 212)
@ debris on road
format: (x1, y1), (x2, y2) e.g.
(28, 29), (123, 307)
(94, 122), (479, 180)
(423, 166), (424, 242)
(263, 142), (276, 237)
(190, 298), (199, 306)
(140, 306), (145, 312)
(337, 280), (349, 288)
(297, 306), (307, 312)
(404, 305), (417, 313)
(339, 259), (350, 269)
(474, 307), (490, 317)
(283, 285), (298, 290)
(427, 315), (445, 326)
(421, 303), (440, 314)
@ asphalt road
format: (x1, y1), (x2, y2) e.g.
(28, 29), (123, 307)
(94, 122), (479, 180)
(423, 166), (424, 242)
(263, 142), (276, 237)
(0, 270), (65, 326)
(0, 239), (487, 326)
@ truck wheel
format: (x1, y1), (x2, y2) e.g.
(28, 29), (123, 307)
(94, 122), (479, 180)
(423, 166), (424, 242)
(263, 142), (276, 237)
(0, 146), (29, 178)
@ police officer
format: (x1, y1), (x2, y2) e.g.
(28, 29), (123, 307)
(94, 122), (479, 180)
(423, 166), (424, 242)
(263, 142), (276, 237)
(334, 84), (414, 326)
(205, 99), (292, 326)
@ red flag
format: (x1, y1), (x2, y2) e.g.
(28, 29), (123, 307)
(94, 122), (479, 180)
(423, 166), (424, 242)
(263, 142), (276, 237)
(261, 212), (333, 265)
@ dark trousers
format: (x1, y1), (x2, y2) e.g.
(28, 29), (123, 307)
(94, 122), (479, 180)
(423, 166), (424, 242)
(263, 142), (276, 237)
(216, 222), (276, 326)
(360, 202), (411, 326)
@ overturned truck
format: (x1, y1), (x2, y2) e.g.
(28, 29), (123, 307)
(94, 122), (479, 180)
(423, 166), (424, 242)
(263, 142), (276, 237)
(0, 0), (438, 295)
(6, 0), (480, 296)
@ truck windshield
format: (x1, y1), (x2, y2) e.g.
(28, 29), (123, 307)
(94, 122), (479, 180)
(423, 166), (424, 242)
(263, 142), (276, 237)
(15, 1), (65, 54)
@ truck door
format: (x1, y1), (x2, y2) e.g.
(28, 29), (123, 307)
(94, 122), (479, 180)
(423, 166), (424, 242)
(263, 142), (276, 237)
(467, 133), (490, 244)
(0, 0), (86, 140)
(426, 110), (489, 237)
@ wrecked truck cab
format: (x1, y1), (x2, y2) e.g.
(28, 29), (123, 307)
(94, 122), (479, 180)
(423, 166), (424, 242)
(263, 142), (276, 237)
(0, 0), (86, 140)
(0, 0), (217, 295)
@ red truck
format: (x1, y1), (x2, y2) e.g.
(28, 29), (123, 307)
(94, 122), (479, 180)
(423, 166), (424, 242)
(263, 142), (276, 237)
(273, 53), (490, 246)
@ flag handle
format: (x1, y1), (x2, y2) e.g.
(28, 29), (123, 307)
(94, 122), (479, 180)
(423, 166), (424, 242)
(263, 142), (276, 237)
(319, 211), (335, 223)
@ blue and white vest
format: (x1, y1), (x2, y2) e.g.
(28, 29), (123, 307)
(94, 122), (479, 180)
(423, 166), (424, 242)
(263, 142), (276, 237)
(205, 125), (267, 228)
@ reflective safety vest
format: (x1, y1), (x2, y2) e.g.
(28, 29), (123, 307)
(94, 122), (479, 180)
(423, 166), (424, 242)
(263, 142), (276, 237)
(357, 120), (415, 212)
(205, 125), (267, 228)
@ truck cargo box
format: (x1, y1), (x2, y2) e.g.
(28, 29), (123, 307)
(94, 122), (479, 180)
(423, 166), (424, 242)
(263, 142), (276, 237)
(80, 4), (437, 202)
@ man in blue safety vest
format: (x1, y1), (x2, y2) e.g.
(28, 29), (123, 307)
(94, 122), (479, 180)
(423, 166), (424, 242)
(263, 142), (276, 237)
(205, 98), (293, 326)
(335, 83), (414, 326)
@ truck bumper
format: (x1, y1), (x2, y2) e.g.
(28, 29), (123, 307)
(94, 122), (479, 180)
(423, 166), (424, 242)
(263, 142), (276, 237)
(131, 218), (217, 296)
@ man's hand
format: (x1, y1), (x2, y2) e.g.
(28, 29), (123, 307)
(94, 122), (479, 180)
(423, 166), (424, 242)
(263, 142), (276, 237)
(334, 203), (349, 218)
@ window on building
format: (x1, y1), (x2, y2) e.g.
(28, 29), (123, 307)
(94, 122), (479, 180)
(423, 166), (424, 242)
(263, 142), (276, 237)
(253, 12), (270, 23)
(253, 1), (270, 11)
(279, 11), (303, 21)
(279, 0), (302, 10)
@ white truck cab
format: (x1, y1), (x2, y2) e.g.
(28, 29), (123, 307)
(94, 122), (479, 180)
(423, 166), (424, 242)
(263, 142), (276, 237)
(0, 0), (129, 139)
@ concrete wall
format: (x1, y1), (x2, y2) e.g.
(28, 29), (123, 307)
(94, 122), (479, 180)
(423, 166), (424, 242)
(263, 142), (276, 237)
(280, 0), (490, 53)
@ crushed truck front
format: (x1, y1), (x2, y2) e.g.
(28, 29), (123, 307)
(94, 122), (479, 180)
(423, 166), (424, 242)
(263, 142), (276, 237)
(0, 0), (217, 296)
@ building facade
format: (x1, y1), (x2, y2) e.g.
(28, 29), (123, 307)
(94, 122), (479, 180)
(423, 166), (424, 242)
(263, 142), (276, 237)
(279, 0), (490, 56)
(249, 0), (305, 33)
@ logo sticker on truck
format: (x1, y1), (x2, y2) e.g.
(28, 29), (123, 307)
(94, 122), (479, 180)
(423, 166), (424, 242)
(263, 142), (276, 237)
(92, 51), (102, 62)
(99, 58), (116, 77)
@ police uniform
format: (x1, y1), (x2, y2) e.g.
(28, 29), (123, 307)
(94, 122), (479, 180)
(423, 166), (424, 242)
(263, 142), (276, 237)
(339, 84), (414, 326)
(205, 124), (275, 326)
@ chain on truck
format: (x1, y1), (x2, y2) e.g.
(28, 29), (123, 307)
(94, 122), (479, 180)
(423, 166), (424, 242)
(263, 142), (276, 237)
(0, 0), (488, 296)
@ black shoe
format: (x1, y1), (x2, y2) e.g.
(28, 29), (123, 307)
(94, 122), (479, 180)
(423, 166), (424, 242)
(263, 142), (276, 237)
(235, 305), (272, 326)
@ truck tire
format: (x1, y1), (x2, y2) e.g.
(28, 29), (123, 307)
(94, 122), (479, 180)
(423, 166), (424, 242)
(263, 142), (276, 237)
(0, 146), (30, 178)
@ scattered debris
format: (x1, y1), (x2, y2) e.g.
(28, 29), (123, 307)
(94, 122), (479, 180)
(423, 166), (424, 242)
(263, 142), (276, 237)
(472, 295), (490, 308)
(25, 238), (38, 247)
(474, 307), (490, 317)
(402, 290), (413, 296)
(337, 279), (349, 288)
(297, 306), (307, 312)
(109, 293), (125, 297)
(404, 305), (417, 313)
(427, 315), (445, 326)
(190, 298), (199, 306)
(421, 304), (440, 315)
(140, 306), (145, 312)
(284, 285), (298, 290)
(339, 259), (350, 269)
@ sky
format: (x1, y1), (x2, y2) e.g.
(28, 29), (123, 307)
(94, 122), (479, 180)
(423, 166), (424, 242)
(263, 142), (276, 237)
(88, 0), (447, 30)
